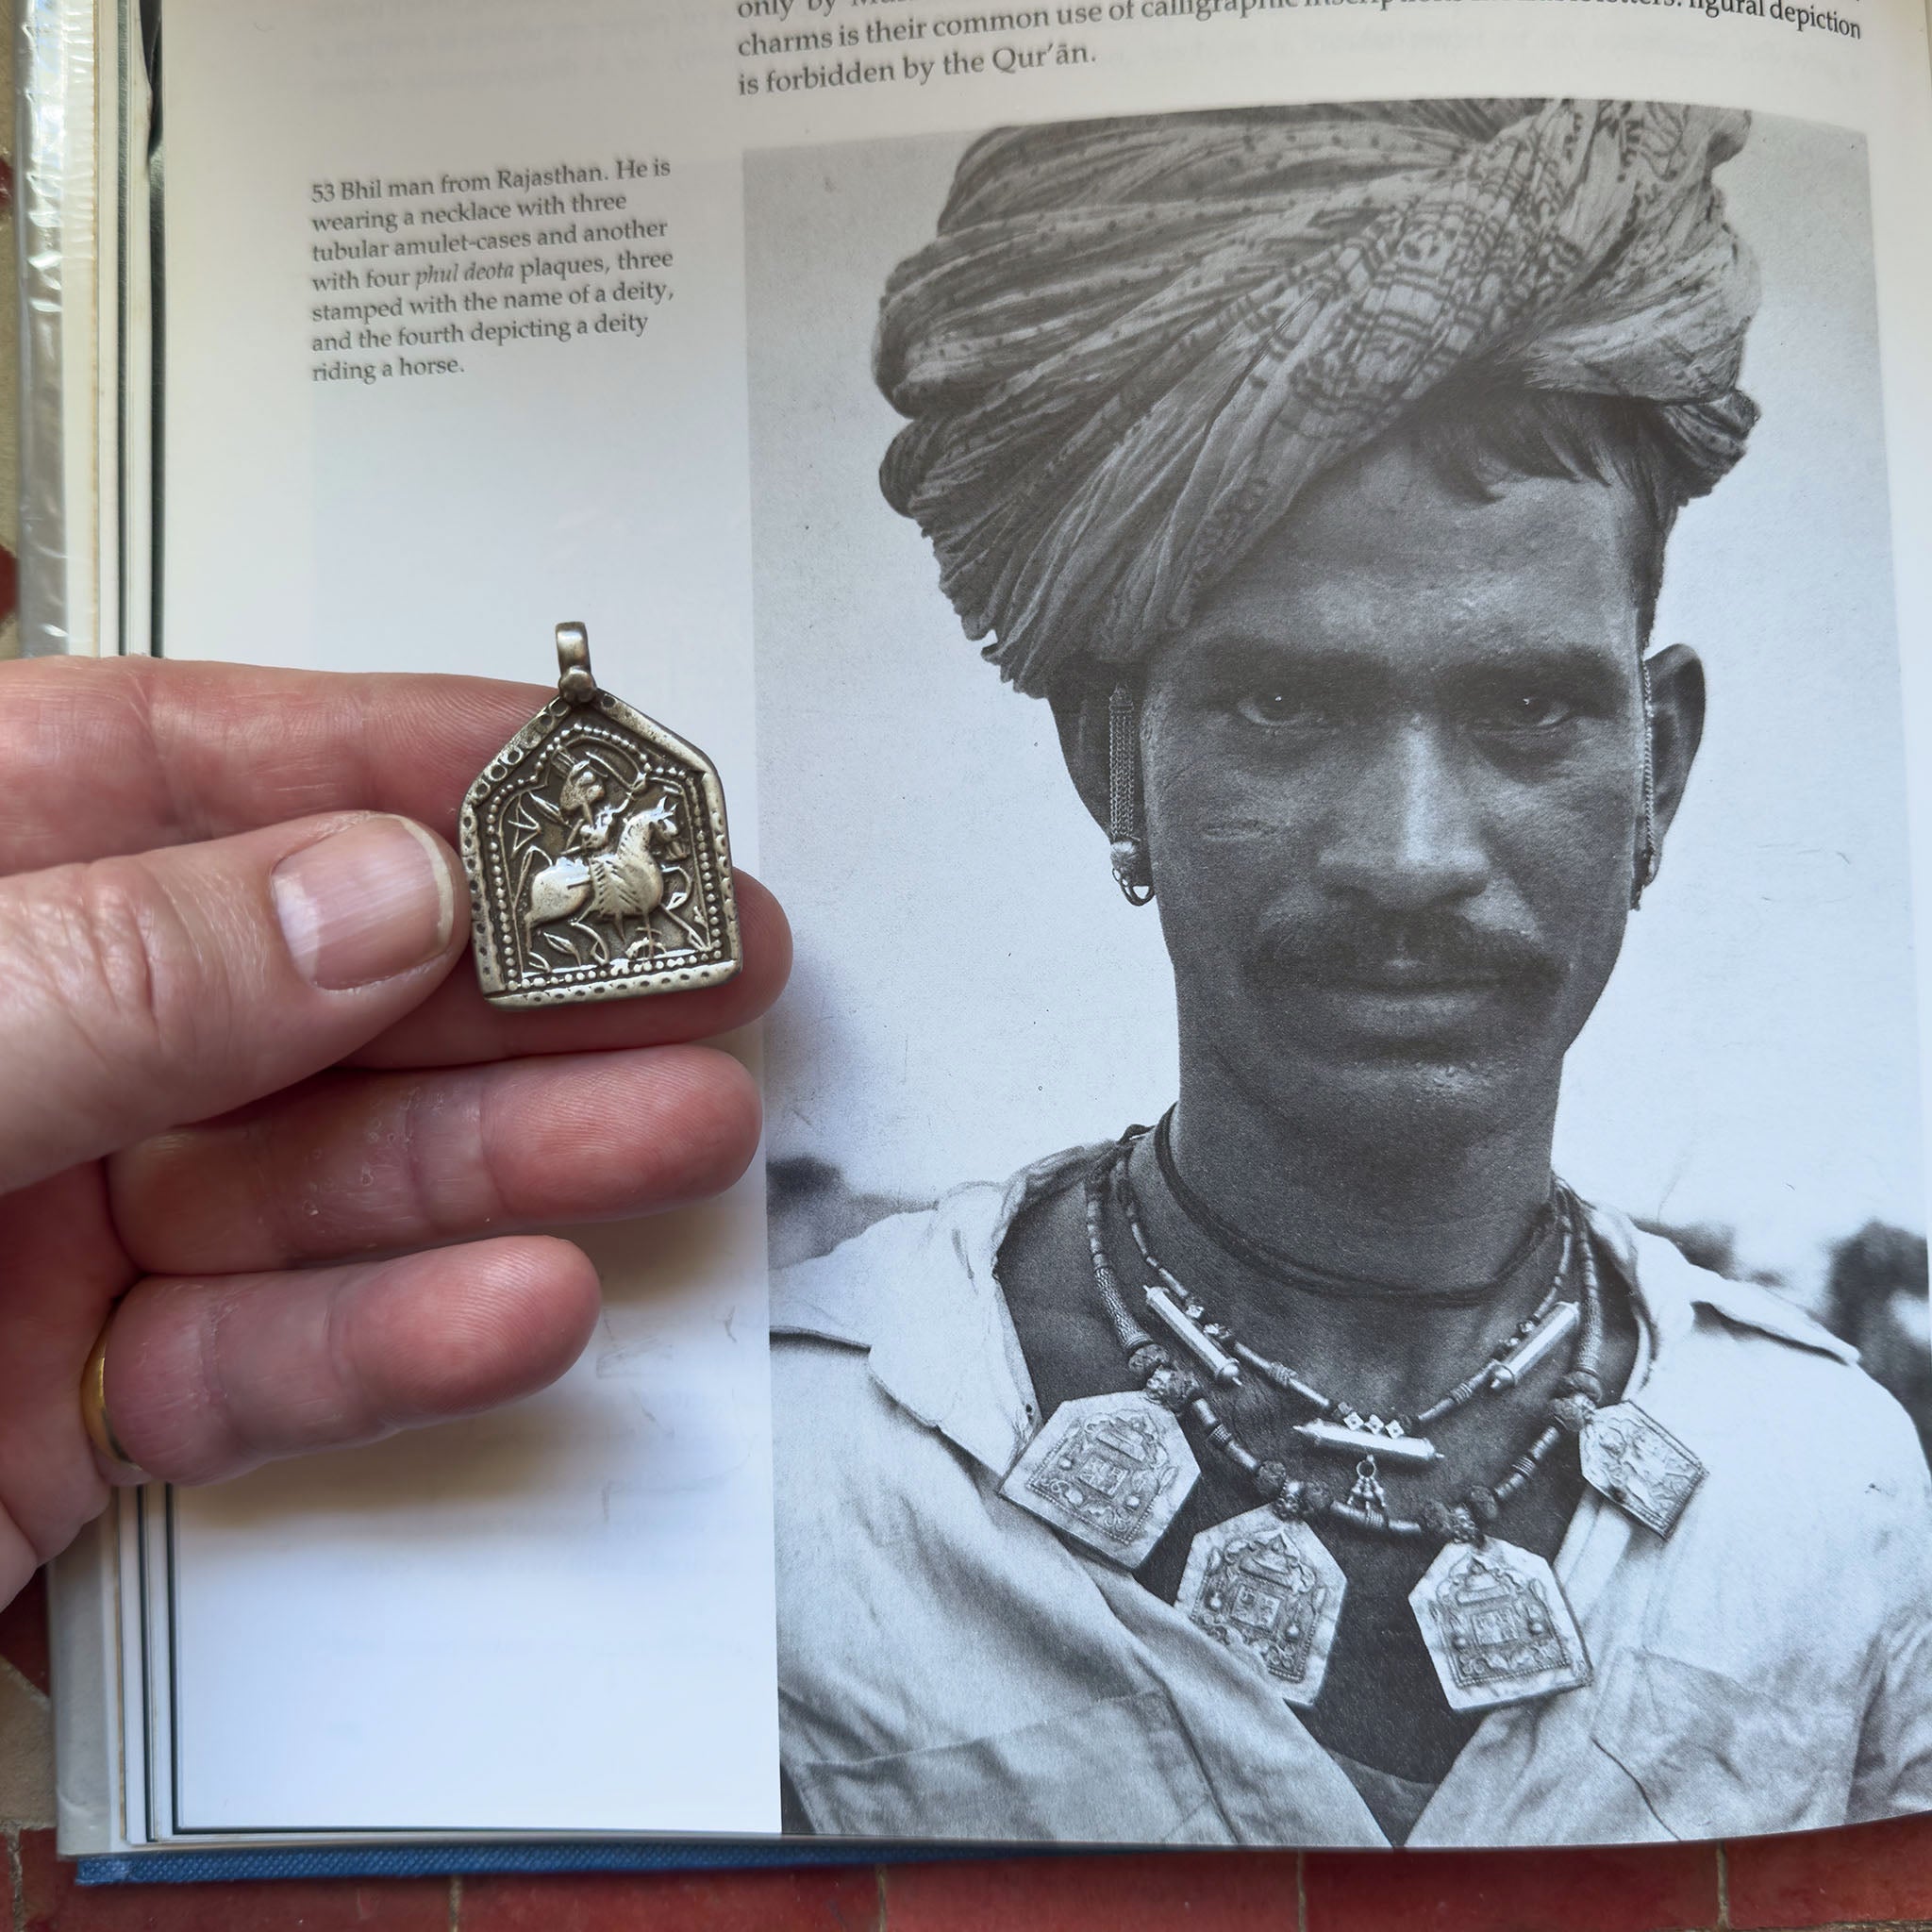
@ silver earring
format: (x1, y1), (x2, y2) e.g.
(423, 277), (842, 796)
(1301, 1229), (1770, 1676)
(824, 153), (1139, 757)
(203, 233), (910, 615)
(1108, 685), (1154, 906)
(1632, 656), (1660, 910)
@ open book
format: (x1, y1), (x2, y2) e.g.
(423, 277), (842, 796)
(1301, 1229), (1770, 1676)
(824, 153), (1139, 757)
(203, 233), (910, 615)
(32, 0), (1932, 1871)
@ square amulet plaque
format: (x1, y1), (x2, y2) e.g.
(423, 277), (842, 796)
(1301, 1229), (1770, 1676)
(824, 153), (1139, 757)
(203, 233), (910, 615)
(1176, 1507), (1346, 1707)
(1408, 1537), (1591, 1713)
(1000, 1392), (1199, 1571)
(1579, 1402), (1707, 1538)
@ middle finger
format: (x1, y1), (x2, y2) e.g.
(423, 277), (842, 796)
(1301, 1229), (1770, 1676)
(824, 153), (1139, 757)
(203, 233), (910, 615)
(110, 1044), (761, 1274)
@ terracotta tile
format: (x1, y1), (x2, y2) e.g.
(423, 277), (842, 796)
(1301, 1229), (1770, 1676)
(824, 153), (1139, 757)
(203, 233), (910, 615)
(460, 1863), (879, 1932)
(884, 1852), (1296, 1931)
(0, 1571), (51, 1694)
(18, 1828), (448, 1930)
(1725, 1815), (1932, 1930)
(1303, 1842), (1720, 1932)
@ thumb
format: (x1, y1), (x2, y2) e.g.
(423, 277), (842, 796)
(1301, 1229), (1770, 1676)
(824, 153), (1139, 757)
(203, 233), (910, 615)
(0, 812), (466, 1193)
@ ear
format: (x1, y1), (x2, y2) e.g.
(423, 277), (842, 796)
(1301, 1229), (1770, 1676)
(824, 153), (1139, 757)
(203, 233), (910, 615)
(1048, 678), (1116, 835)
(1645, 642), (1705, 844)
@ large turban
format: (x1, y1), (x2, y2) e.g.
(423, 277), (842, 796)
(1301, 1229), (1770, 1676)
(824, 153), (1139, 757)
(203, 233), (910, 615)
(874, 100), (1760, 696)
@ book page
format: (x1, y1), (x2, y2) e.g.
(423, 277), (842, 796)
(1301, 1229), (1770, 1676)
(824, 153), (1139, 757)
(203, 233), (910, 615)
(157, 0), (780, 1837)
(141, 0), (1932, 1846)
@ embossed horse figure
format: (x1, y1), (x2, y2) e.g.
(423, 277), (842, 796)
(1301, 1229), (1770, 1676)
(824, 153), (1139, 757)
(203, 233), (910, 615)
(523, 778), (706, 965)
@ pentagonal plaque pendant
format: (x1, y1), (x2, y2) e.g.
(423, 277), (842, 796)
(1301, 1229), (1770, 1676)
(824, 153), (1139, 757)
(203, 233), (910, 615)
(1177, 1507), (1346, 1707)
(1407, 1536), (1591, 1713)
(1579, 1402), (1707, 1539)
(999, 1391), (1198, 1571)
(459, 624), (741, 1008)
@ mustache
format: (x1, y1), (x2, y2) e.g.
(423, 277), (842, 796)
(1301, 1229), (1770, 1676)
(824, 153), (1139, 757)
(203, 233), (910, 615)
(1249, 908), (1566, 991)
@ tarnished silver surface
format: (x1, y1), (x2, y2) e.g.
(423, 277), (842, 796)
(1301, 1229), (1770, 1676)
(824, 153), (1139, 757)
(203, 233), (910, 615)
(1293, 1417), (1441, 1466)
(1408, 1536), (1591, 1713)
(1177, 1507), (1346, 1707)
(1580, 1402), (1707, 1539)
(999, 1391), (1199, 1571)
(1485, 1300), (1581, 1391)
(459, 624), (742, 1008)
(1141, 1282), (1241, 1387)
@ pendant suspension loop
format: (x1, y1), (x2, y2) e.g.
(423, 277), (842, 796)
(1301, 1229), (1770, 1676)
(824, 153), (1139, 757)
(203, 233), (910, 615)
(556, 621), (597, 705)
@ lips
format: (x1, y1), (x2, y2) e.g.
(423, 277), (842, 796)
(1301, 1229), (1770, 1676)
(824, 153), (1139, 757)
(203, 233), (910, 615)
(1254, 946), (1541, 1054)
(1287, 973), (1518, 1049)
(1311, 959), (1510, 995)
(1244, 912), (1564, 1055)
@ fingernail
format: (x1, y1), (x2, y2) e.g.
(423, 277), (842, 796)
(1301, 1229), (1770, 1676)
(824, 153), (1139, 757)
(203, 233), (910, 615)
(273, 817), (456, 991)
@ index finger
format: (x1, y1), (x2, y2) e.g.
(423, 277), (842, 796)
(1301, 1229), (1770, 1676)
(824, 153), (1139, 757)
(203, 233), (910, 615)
(2, 657), (791, 1068)
(0, 656), (586, 871)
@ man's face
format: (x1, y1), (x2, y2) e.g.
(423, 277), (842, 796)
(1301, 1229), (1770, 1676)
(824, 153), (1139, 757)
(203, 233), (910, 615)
(1139, 434), (1667, 1146)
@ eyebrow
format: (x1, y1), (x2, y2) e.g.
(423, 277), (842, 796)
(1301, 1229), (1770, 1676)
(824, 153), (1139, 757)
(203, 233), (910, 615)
(1184, 631), (1630, 700)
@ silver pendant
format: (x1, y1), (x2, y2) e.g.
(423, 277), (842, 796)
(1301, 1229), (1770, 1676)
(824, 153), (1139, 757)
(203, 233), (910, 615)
(1579, 1402), (1706, 1538)
(1294, 1416), (1440, 1466)
(1408, 1536), (1591, 1712)
(1176, 1507), (1345, 1707)
(1000, 1391), (1198, 1571)
(459, 624), (741, 1008)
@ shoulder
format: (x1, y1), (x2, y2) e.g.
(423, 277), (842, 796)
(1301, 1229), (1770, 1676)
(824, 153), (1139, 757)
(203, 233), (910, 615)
(769, 1174), (1012, 1359)
(771, 1146), (1108, 1516)
(770, 1143), (1101, 1354)
(1615, 1215), (1929, 1515)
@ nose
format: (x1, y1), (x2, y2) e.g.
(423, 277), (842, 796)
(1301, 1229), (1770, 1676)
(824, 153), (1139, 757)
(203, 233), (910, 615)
(1315, 720), (1489, 911)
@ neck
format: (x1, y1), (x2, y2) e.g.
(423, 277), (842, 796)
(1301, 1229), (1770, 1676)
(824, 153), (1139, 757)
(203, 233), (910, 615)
(1168, 1040), (1560, 1289)
(1133, 1056), (1563, 1413)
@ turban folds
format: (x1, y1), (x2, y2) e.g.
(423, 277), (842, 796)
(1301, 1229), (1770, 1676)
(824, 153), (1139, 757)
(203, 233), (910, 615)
(874, 100), (1760, 696)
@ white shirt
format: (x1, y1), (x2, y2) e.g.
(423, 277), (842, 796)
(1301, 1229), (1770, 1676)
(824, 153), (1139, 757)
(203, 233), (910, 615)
(772, 1149), (1932, 1847)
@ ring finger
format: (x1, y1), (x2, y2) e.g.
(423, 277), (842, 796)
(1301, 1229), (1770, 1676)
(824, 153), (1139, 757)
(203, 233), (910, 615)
(100, 1236), (605, 1486)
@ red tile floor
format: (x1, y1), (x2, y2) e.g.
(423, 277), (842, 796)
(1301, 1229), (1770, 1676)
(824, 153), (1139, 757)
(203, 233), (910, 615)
(5, 1575), (1930, 1932)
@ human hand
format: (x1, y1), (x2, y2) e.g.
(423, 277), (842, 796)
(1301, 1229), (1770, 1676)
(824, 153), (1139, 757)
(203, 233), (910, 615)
(0, 657), (789, 1611)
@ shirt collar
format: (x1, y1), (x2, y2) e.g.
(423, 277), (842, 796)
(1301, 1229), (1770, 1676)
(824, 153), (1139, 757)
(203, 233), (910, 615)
(1584, 1200), (1857, 1367)
(773, 1155), (1858, 1480)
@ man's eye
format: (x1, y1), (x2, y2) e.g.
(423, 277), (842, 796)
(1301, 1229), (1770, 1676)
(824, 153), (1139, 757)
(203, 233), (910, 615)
(1475, 691), (1576, 732)
(1233, 689), (1339, 727)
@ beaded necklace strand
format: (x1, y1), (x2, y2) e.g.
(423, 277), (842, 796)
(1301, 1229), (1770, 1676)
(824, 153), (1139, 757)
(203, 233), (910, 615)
(1120, 1137), (1572, 1445)
(1084, 1136), (1606, 1544)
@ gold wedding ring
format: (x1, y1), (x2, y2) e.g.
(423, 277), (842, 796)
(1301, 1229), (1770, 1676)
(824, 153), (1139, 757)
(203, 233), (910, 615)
(81, 1317), (145, 1477)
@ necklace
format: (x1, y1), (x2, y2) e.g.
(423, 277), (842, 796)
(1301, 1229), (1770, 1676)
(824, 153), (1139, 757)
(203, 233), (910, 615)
(996, 1132), (1604, 1714)
(1100, 1140), (1601, 1540)
(1154, 1109), (1556, 1307)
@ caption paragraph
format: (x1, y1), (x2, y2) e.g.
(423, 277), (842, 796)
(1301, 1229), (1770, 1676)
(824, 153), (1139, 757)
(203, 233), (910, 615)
(308, 158), (673, 387)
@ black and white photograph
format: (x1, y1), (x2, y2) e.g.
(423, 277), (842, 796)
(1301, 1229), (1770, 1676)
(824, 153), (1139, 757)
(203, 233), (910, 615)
(748, 100), (1932, 1849)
